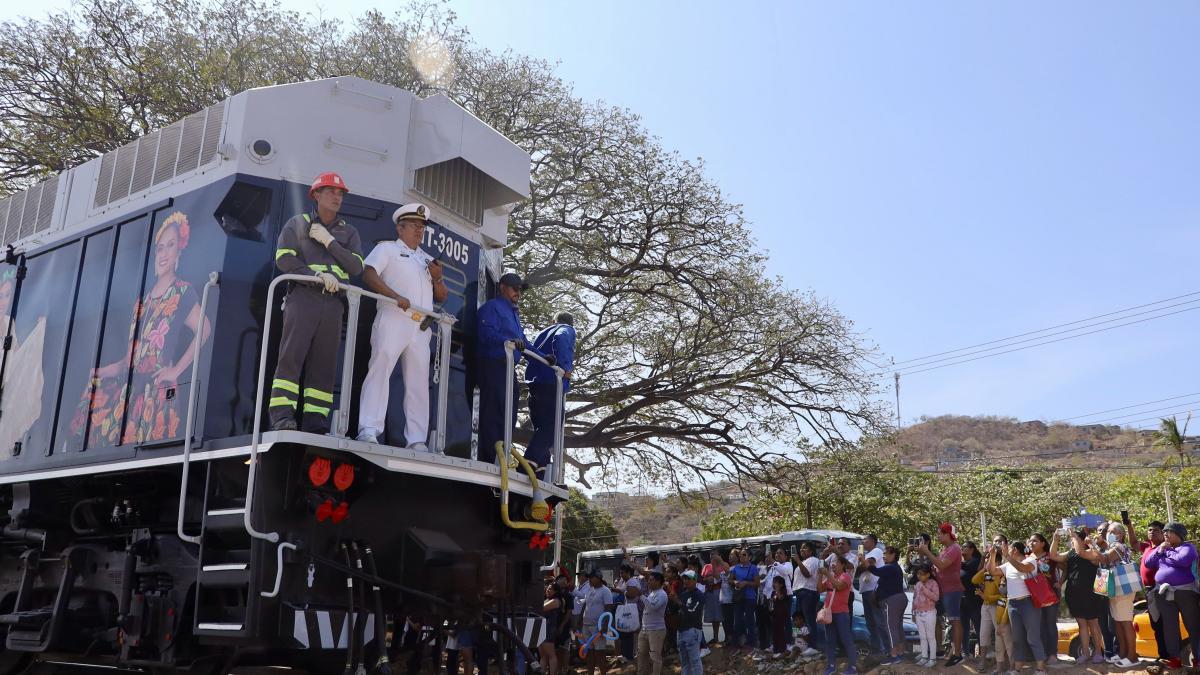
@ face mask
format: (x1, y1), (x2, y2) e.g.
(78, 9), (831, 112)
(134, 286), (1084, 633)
(1106, 534), (1118, 545)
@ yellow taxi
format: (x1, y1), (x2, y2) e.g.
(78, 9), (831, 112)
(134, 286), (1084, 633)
(1057, 599), (1189, 660)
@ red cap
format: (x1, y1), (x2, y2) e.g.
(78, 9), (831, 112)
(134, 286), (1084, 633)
(939, 523), (957, 540)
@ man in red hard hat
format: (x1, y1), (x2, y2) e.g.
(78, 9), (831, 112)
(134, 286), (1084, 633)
(268, 172), (364, 433)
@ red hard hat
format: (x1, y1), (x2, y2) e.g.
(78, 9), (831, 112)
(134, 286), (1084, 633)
(309, 172), (349, 199)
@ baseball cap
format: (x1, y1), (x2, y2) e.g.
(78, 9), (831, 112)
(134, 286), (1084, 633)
(681, 570), (697, 580)
(498, 272), (526, 290)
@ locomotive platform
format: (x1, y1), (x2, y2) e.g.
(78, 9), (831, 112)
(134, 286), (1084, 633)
(0, 430), (567, 502)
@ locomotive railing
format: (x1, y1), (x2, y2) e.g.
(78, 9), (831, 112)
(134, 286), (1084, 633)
(502, 340), (567, 564)
(177, 272), (220, 545)
(245, 273), (456, 545)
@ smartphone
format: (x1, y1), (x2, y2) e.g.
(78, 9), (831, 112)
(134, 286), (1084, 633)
(790, 544), (798, 555)
(1120, 509), (1130, 522)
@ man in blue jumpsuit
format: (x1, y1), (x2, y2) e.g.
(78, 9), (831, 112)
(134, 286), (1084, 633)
(524, 312), (575, 473)
(475, 272), (551, 464)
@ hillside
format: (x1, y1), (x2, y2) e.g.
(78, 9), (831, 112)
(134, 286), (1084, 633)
(892, 415), (1178, 469)
(589, 416), (1192, 549)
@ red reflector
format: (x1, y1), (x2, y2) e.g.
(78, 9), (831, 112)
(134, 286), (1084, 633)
(333, 463), (355, 491)
(308, 457), (331, 487)
(331, 501), (349, 524)
(315, 499), (334, 522)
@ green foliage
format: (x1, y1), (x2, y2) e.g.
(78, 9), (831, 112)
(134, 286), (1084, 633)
(1151, 416), (1192, 468)
(700, 443), (1193, 548)
(559, 488), (619, 569)
(0, 0), (887, 489)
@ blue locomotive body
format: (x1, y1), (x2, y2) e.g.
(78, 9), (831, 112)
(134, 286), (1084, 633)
(0, 78), (561, 673)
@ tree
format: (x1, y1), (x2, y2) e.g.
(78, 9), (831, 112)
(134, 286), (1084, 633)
(1151, 415), (1192, 468)
(0, 0), (887, 488)
(558, 489), (619, 570)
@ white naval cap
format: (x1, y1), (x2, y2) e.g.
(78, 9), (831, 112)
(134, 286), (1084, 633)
(392, 202), (429, 224)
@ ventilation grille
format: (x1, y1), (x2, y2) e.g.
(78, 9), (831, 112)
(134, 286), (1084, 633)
(93, 101), (225, 210)
(0, 174), (60, 247)
(414, 158), (484, 225)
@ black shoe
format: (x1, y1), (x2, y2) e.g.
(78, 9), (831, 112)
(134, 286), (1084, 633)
(271, 418), (297, 431)
(945, 655), (963, 667)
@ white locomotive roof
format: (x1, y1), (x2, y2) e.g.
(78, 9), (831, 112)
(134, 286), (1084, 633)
(0, 77), (530, 254)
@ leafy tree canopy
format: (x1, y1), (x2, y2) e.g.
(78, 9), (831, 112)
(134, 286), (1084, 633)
(0, 0), (886, 488)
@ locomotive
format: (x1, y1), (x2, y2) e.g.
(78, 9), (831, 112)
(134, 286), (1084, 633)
(0, 76), (566, 673)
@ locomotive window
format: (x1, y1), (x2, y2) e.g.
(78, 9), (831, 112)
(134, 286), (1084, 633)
(53, 230), (115, 454)
(214, 182), (272, 241)
(83, 216), (151, 452)
(0, 241), (80, 460)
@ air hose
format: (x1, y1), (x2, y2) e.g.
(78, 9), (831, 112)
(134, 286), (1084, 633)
(363, 544), (392, 675)
(340, 543), (356, 675)
(496, 441), (550, 532)
(350, 543), (369, 675)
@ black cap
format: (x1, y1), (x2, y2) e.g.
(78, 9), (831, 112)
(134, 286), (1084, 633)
(1165, 522), (1188, 540)
(586, 568), (603, 578)
(498, 272), (525, 289)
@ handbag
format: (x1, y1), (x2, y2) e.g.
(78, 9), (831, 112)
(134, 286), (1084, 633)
(1025, 570), (1058, 608)
(816, 583), (834, 624)
(1097, 548), (1141, 597)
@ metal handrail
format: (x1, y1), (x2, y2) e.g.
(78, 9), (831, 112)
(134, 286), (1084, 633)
(500, 340), (567, 541)
(245, 273), (455, 546)
(177, 272), (220, 545)
(518, 347), (568, 570)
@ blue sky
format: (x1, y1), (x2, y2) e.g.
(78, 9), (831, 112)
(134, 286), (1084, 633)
(5, 1), (1200, 429)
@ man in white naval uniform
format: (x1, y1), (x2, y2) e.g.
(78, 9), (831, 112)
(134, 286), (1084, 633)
(356, 203), (447, 449)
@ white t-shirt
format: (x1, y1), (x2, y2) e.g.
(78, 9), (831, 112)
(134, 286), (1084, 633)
(793, 557), (820, 592)
(1001, 560), (1031, 600)
(580, 583), (611, 623)
(764, 561), (793, 596)
(364, 240), (435, 328)
(827, 551), (859, 571)
(859, 547), (885, 593)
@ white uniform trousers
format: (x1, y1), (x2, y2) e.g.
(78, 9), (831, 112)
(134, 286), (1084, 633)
(358, 310), (431, 446)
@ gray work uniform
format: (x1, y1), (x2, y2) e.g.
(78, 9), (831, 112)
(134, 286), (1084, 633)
(269, 212), (364, 432)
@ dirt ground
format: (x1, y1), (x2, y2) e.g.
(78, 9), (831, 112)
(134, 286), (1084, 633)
(564, 647), (1172, 675)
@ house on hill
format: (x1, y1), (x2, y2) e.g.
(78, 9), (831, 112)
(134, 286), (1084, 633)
(1020, 420), (1048, 434)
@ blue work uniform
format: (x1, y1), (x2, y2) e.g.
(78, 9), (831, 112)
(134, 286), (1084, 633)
(524, 323), (576, 468)
(475, 296), (534, 463)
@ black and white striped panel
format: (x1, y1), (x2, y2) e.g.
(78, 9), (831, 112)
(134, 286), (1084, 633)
(288, 608), (377, 650)
(484, 611), (547, 648)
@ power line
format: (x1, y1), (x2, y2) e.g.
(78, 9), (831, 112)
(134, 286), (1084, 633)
(1051, 392), (1200, 422)
(880, 289), (1200, 372)
(890, 305), (1200, 377)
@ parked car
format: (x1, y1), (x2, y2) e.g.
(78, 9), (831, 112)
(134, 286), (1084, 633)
(1056, 598), (1190, 662)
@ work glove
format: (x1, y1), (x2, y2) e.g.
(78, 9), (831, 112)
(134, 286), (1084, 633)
(544, 354), (557, 367)
(308, 222), (335, 247)
(316, 271), (339, 294)
(513, 340), (527, 352)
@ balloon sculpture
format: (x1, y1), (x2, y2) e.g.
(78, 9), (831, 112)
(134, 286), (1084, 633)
(577, 611), (619, 659)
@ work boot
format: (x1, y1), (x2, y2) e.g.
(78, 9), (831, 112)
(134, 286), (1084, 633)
(271, 418), (297, 431)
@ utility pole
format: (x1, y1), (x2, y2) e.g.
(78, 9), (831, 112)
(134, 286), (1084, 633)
(894, 371), (901, 431)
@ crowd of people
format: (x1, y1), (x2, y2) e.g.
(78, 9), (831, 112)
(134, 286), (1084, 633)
(383, 511), (1199, 675)
(526, 512), (1200, 675)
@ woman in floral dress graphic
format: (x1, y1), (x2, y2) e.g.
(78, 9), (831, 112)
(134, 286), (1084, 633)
(71, 212), (211, 447)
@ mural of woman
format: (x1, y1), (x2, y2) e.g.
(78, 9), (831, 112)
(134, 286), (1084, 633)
(0, 268), (46, 458)
(71, 212), (211, 447)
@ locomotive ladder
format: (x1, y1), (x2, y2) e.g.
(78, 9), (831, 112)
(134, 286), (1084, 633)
(174, 273), (455, 639)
